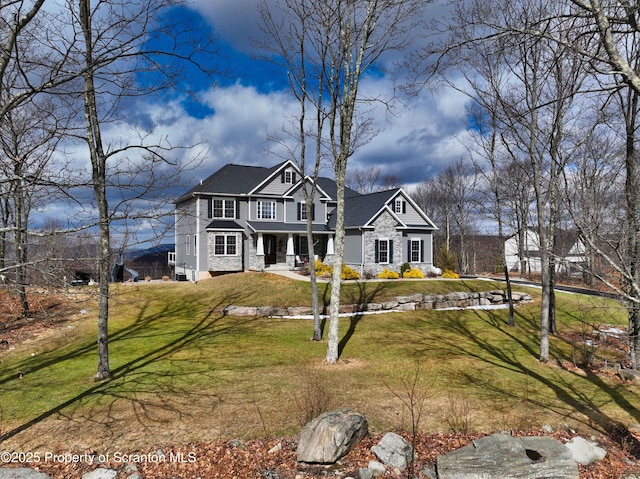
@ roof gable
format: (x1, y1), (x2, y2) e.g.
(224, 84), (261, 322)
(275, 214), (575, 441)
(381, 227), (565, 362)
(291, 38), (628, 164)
(249, 160), (300, 195)
(329, 188), (437, 230)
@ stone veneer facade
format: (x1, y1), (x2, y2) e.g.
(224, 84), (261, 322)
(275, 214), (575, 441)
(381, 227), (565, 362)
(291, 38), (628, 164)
(363, 211), (403, 277)
(207, 232), (243, 272)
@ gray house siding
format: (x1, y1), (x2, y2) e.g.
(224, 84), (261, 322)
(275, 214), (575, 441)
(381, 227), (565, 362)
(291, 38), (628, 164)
(285, 189), (325, 225)
(343, 230), (363, 268)
(254, 167), (298, 196)
(402, 231), (433, 270)
(174, 201), (199, 279)
(396, 204), (426, 225)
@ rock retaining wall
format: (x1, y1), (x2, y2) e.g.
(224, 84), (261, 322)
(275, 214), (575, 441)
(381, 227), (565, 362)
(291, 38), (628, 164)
(222, 290), (533, 317)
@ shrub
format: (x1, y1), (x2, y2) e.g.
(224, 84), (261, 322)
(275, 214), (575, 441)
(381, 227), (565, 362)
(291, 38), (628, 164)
(442, 269), (460, 279)
(437, 244), (458, 272)
(403, 268), (424, 279)
(314, 260), (333, 277)
(400, 262), (411, 276)
(315, 261), (360, 280)
(378, 268), (400, 279)
(295, 369), (335, 425)
(341, 264), (360, 280)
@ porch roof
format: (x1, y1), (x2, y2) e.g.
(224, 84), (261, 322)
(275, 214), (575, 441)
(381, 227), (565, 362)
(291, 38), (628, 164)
(205, 220), (245, 231)
(246, 221), (333, 234)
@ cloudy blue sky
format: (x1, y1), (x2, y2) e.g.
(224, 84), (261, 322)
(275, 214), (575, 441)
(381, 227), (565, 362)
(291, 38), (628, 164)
(142, 0), (472, 191)
(38, 0), (473, 247)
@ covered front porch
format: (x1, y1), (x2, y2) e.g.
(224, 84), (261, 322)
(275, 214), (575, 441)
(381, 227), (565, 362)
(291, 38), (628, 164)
(250, 231), (335, 271)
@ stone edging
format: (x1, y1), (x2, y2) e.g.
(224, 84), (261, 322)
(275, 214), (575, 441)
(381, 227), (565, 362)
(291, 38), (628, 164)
(222, 290), (533, 317)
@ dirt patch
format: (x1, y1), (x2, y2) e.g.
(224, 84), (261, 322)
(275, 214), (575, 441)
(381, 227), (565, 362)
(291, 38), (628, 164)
(0, 288), (94, 354)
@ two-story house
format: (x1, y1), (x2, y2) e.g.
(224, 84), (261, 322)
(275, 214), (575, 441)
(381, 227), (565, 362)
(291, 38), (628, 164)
(173, 160), (438, 280)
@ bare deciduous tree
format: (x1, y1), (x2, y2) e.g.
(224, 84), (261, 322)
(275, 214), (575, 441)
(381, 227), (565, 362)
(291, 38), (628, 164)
(258, 0), (431, 364)
(71, 0), (215, 379)
(346, 165), (402, 194)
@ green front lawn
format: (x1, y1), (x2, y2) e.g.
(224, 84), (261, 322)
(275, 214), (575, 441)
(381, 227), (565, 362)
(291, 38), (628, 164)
(0, 273), (636, 451)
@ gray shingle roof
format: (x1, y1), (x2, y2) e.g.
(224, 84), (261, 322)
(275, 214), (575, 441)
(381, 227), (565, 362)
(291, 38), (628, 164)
(315, 177), (361, 200)
(205, 220), (245, 231)
(177, 162), (285, 202)
(329, 189), (398, 228)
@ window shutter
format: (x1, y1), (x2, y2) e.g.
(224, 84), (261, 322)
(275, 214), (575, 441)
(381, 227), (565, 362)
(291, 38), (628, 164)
(389, 241), (394, 264)
(292, 173), (297, 183)
(311, 203), (315, 221)
(236, 200), (240, 219)
(297, 203), (301, 221)
(407, 240), (411, 262)
(207, 198), (212, 219)
(402, 201), (406, 214)
(281, 172), (285, 183)
(421, 240), (424, 262)
(375, 240), (379, 263)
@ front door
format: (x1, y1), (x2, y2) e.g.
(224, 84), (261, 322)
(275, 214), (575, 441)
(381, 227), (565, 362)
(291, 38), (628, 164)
(264, 234), (277, 265)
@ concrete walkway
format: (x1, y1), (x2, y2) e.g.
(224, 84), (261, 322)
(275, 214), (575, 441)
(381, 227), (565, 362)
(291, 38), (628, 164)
(264, 269), (328, 282)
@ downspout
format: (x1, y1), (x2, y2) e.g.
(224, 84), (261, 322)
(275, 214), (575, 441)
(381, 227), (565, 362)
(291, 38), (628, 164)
(195, 196), (201, 280)
(174, 208), (178, 277)
(360, 228), (365, 277)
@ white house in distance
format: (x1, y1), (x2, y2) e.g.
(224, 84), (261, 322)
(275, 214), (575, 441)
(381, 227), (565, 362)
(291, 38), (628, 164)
(504, 229), (586, 275)
(172, 160), (438, 280)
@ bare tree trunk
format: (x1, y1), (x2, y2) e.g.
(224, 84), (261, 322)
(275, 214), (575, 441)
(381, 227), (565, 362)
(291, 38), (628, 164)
(13, 162), (29, 316)
(326, 168), (345, 363)
(625, 93), (640, 368)
(79, 0), (111, 381)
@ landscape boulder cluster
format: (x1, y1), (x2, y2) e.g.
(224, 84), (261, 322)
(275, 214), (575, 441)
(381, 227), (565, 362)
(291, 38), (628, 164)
(295, 408), (607, 479)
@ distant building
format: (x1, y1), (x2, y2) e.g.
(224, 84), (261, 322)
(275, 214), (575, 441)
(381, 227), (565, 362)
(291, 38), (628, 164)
(504, 229), (585, 275)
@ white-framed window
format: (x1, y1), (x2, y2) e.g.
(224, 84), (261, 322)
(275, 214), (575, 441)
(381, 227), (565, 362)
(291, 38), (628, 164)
(186, 235), (190, 255)
(297, 202), (315, 221)
(214, 234), (237, 255)
(376, 239), (391, 264)
(410, 239), (422, 262)
(284, 170), (293, 183)
(211, 199), (235, 219)
(257, 200), (276, 220)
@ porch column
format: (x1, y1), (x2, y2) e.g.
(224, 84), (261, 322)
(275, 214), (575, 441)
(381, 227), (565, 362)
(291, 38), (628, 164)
(286, 234), (295, 255)
(256, 233), (264, 256)
(327, 234), (335, 255)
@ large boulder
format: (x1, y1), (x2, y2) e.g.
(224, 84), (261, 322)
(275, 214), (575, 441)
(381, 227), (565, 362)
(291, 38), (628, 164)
(371, 432), (414, 469)
(296, 407), (368, 464)
(436, 433), (579, 479)
(564, 436), (606, 466)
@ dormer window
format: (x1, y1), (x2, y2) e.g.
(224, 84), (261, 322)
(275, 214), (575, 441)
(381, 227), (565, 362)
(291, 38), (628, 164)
(394, 199), (406, 214)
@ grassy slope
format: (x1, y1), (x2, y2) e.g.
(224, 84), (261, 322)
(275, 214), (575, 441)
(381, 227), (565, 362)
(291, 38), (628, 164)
(0, 273), (637, 451)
